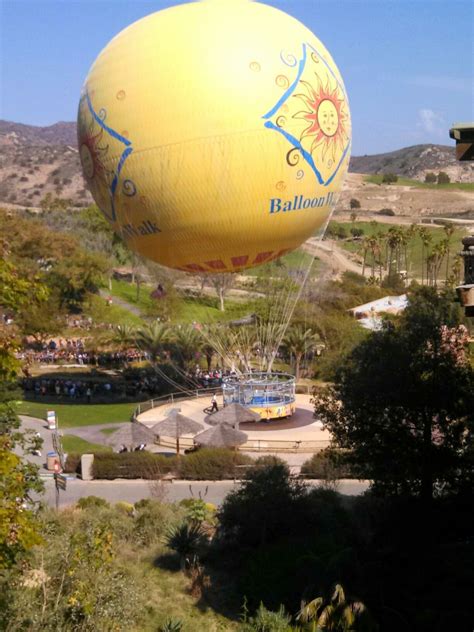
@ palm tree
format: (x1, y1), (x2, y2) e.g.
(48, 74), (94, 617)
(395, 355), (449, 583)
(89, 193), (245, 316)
(298, 583), (378, 631)
(135, 322), (170, 365)
(418, 227), (432, 285)
(443, 224), (455, 285)
(283, 326), (320, 380)
(112, 324), (136, 350)
(172, 324), (203, 369)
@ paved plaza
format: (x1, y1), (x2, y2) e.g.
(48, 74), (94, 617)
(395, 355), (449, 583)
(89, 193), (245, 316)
(137, 393), (332, 453)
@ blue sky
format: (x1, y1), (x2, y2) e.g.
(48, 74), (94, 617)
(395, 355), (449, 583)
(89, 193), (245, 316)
(1, 0), (472, 154)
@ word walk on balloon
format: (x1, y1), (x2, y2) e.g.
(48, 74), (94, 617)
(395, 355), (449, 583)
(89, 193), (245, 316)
(78, 0), (351, 272)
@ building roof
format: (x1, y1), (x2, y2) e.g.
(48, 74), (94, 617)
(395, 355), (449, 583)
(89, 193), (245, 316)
(348, 295), (408, 317)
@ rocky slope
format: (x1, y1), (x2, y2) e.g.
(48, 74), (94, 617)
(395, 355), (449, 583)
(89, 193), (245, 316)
(0, 120), (471, 210)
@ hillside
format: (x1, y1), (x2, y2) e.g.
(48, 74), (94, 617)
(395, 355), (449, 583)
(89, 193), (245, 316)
(350, 144), (473, 183)
(0, 120), (471, 210)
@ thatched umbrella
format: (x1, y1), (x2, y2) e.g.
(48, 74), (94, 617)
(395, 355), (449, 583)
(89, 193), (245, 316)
(104, 422), (157, 451)
(205, 402), (261, 427)
(151, 410), (203, 455)
(194, 423), (248, 449)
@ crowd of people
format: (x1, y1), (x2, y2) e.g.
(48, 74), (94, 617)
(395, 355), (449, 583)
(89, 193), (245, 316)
(18, 338), (146, 369)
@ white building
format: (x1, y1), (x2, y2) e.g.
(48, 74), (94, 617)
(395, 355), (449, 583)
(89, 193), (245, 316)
(348, 295), (408, 331)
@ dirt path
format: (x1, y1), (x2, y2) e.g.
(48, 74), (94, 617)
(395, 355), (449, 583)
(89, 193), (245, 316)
(99, 289), (142, 317)
(303, 238), (364, 278)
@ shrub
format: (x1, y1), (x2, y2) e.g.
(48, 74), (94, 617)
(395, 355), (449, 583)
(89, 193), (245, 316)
(437, 171), (451, 184)
(350, 227), (364, 238)
(135, 500), (182, 545)
(350, 198), (361, 209)
(76, 495), (110, 509)
(92, 452), (177, 479)
(64, 452), (81, 474)
(377, 208), (395, 216)
(300, 449), (354, 479)
(178, 448), (253, 480)
(381, 173), (398, 184)
(425, 172), (437, 183)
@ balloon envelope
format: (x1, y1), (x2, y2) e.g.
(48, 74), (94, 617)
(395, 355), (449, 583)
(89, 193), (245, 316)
(78, 0), (351, 272)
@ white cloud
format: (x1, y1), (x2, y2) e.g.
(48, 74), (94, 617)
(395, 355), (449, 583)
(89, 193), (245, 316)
(417, 108), (445, 136)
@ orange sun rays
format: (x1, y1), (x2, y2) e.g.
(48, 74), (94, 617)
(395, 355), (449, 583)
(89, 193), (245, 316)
(293, 74), (349, 165)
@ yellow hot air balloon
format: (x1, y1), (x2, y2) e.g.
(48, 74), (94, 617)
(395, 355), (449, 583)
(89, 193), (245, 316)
(78, 0), (351, 272)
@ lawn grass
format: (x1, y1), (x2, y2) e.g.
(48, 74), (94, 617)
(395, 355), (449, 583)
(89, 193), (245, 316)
(85, 293), (145, 327)
(244, 248), (322, 278)
(62, 434), (112, 454)
(327, 220), (467, 278)
(365, 174), (474, 191)
(17, 401), (138, 428)
(111, 278), (256, 323)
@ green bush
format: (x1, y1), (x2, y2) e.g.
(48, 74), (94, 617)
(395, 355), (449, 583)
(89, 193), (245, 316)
(92, 452), (177, 480)
(381, 172), (398, 184)
(76, 496), (110, 510)
(63, 452), (81, 474)
(135, 500), (183, 545)
(300, 449), (354, 479)
(178, 448), (253, 480)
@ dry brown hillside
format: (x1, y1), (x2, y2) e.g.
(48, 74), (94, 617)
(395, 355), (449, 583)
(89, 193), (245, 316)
(0, 120), (472, 213)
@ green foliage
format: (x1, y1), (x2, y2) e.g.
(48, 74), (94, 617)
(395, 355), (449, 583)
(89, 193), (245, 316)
(135, 500), (184, 546)
(3, 515), (143, 631)
(240, 603), (293, 631)
(76, 496), (110, 510)
(219, 462), (307, 548)
(300, 449), (353, 479)
(424, 172), (437, 183)
(437, 171), (450, 184)
(179, 448), (253, 480)
(381, 172), (398, 184)
(160, 618), (184, 632)
(298, 583), (378, 631)
(314, 287), (474, 499)
(164, 522), (204, 568)
(91, 451), (177, 480)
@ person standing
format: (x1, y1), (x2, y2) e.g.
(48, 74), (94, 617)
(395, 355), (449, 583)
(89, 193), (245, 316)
(210, 393), (219, 413)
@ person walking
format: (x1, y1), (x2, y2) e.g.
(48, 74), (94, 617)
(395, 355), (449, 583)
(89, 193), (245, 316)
(210, 393), (219, 413)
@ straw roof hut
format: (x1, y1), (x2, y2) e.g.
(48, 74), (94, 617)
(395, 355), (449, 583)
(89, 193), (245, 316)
(104, 422), (157, 451)
(205, 402), (261, 427)
(194, 423), (248, 449)
(152, 410), (203, 454)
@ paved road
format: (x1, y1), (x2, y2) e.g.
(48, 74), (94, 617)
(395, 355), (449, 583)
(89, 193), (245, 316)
(38, 477), (370, 508)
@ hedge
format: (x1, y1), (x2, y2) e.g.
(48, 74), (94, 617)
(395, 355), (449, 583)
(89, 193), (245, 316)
(92, 452), (177, 480)
(65, 448), (255, 480)
(300, 449), (355, 479)
(178, 448), (253, 480)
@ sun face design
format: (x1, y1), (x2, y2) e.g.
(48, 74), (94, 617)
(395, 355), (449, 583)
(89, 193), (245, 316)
(294, 75), (349, 165)
(78, 116), (112, 187)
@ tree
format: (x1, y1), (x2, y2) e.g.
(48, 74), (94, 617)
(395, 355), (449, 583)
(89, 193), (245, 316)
(313, 288), (474, 501)
(219, 462), (307, 547)
(283, 326), (320, 380)
(424, 172), (437, 183)
(135, 322), (170, 365)
(0, 264), (44, 568)
(350, 198), (361, 210)
(172, 324), (203, 370)
(437, 171), (450, 184)
(209, 273), (236, 311)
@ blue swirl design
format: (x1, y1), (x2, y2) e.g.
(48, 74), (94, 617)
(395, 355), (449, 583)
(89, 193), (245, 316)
(84, 92), (134, 221)
(262, 43), (351, 187)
